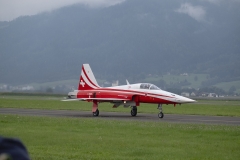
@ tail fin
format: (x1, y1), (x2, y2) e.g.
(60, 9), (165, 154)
(78, 64), (101, 90)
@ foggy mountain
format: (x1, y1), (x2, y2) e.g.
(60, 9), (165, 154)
(0, 0), (240, 85)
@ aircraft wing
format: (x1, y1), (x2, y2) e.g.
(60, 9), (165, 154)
(62, 97), (130, 102)
(62, 99), (83, 101)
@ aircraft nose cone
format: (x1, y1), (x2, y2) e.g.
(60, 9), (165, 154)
(176, 96), (196, 103)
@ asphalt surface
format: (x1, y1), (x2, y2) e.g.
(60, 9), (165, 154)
(0, 108), (240, 125)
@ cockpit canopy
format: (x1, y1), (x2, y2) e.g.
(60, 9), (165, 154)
(140, 83), (161, 90)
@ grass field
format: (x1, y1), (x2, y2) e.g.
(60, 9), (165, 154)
(0, 95), (240, 117)
(1, 115), (240, 160)
(0, 95), (240, 159)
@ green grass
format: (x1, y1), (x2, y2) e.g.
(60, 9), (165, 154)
(0, 115), (239, 160)
(0, 96), (240, 117)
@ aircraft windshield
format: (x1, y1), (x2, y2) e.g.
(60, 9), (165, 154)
(140, 83), (160, 90)
(150, 85), (160, 90)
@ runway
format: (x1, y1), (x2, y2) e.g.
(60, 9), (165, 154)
(0, 108), (240, 125)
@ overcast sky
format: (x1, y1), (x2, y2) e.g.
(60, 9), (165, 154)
(0, 0), (239, 22)
(0, 0), (125, 21)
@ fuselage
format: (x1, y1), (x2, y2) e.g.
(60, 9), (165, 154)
(69, 83), (195, 105)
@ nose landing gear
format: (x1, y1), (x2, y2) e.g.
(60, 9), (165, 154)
(157, 104), (164, 118)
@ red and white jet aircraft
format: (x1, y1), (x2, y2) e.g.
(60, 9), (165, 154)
(64, 64), (195, 118)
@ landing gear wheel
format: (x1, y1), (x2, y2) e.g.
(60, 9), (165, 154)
(157, 104), (164, 118)
(93, 109), (99, 117)
(131, 106), (137, 116)
(158, 112), (164, 118)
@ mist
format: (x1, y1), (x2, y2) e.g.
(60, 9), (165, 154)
(0, 0), (125, 21)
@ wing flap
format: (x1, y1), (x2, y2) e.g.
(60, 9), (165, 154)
(62, 97), (130, 102)
(61, 99), (83, 101)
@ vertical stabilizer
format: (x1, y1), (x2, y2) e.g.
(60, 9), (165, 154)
(78, 64), (101, 90)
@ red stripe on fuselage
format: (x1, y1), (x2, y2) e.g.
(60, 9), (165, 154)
(96, 88), (174, 98)
(77, 88), (174, 99)
(77, 89), (176, 104)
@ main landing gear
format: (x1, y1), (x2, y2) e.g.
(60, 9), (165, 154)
(93, 109), (99, 117)
(92, 100), (99, 117)
(131, 106), (137, 116)
(157, 104), (164, 118)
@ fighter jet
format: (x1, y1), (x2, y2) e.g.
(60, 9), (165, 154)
(63, 64), (195, 118)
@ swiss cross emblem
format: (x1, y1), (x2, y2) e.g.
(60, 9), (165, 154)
(80, 80), (85, 87)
